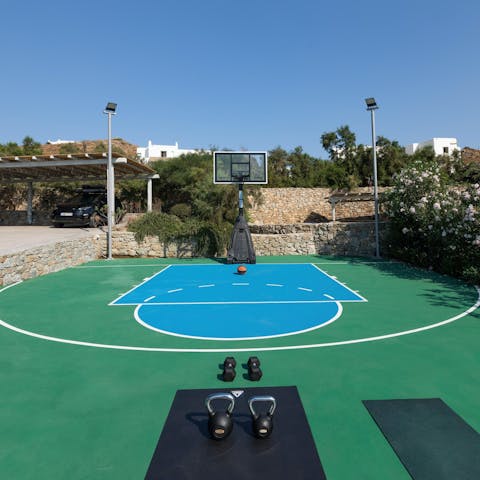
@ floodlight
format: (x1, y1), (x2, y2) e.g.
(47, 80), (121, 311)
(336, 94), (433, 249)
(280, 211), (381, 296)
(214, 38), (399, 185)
(365, 97), (378, 110)
(104, 102), (117, 113)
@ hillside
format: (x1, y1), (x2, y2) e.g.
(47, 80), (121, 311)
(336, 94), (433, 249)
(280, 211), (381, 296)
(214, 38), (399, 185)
(41, 138), (138, 159)
(462, 147), (480, 164)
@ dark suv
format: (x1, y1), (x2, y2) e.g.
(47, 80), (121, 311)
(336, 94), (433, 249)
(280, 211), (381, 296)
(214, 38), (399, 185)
(51, 186), (108, 228)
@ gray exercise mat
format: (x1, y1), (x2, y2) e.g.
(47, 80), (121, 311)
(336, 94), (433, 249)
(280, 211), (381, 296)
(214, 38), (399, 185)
(363, 398), (480, 480)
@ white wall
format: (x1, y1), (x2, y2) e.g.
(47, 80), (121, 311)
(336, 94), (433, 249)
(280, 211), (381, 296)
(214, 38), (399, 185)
(405, 138), (460, 156)
(137, 141), (203, 162)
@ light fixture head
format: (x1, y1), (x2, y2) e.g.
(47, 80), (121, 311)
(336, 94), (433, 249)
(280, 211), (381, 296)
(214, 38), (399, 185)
(365, 97), (378, 110)
(104, 102), (117, 113)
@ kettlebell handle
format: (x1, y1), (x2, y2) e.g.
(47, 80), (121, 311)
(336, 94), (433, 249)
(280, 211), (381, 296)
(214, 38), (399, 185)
(248, 395), (277, 417)
(205, 392), (235, 415)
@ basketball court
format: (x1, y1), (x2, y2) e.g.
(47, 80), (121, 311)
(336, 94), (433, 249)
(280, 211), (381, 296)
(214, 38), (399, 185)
(1, 255), (480, 478)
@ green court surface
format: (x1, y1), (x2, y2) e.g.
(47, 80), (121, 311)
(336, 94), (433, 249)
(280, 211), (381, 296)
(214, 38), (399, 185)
(1, 255), (479, 479)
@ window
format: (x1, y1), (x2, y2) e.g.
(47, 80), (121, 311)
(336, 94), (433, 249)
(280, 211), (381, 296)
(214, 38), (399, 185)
(443, 147), (449, 154)
(161, 151), (167, 158)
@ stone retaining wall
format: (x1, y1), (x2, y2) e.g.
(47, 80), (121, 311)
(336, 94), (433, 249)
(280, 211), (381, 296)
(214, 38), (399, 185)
(251, 222), (386, 257)
(248, 187), (386, 224)
(249, 188), (331, 224)
(0, 232), (105, 287)
(111, 231), (196, 258)
(112, 222), (385, 258)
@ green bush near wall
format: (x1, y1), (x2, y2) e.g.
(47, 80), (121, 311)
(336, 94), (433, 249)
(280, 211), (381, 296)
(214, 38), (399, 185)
(127, 211), (229, 257)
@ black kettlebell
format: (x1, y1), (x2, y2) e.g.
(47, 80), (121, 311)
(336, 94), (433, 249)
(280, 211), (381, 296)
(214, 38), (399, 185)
(248, 395), (277, 439)
(205, 392), (235, 440)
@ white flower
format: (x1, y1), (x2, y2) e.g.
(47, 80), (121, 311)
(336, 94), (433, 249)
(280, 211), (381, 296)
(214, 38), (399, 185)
(464, 204), (476, 221)
(433, 202), (441, 210)
(409, 207), (416, 214)
(402, 227), (409, 234)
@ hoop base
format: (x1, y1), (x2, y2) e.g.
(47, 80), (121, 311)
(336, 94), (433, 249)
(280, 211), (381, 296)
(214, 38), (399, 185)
(227, 214), (256, 264)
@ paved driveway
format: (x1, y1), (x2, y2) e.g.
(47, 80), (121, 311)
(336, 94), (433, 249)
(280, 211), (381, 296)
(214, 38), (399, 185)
(0, 226), (101, 255)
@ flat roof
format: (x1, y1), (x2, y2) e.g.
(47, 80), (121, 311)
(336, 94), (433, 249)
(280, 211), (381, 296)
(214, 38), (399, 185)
(0, 152), (156, 183)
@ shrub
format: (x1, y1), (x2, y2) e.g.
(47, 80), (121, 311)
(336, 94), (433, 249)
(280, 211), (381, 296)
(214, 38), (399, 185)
(385, 157), (480, 284)
(127, 211), (229, 257)
(170, 203), (192, 219)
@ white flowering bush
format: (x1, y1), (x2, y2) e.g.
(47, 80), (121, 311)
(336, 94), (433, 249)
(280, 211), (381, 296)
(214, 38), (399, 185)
(385, 157), (480, 284)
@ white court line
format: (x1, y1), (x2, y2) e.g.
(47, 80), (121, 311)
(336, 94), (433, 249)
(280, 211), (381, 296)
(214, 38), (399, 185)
(0, 281), (22, 293)
(167, 288), (183, 294)
(109, 265), (172, 305)
(324, 294), (335, 300)
(144, 296), (156, 302)
(198, 284), (215, 288)
(298, 287), (313, 292)
(76, 264), (172, 268)
(266, 284), (283, 287)
(0, 287), (478, 351)
(133, 303), (343, 341)
(311, 264), (368, 302)
(116, 299), (362, 306)
(232, 283), (249, 286)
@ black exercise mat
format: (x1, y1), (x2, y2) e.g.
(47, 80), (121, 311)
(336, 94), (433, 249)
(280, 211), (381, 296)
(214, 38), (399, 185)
(363, 398), (480, 480)
(145, 386), (326, 480)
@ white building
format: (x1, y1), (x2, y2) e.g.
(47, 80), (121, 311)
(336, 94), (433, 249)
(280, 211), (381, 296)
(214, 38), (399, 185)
(47, 139), (75, 145)
(405, 138), (460, 156)
(136, 141), (203, 162)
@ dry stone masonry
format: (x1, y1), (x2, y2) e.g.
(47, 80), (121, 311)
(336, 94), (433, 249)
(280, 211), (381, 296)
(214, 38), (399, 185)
(248, 187), (385, 224)
(0, 233), (105, 287)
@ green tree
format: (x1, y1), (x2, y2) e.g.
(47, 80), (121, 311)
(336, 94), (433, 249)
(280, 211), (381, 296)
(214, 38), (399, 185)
(289, 147), (318, 187)
(0, 142), (23, 156)
(267, 147), (292, 187)
(22, 136), (42, 155)
(321, 125), (359, 183)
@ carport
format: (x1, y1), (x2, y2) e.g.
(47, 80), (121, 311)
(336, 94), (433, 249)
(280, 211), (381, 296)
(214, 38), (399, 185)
(0, 152), (158, 257)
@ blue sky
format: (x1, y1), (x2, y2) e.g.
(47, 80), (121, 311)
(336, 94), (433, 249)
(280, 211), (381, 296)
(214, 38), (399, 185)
(1, 0), (479, 157)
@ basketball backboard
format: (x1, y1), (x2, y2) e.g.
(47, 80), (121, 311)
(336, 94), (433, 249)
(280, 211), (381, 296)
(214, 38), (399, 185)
(213, 151), (268, 184)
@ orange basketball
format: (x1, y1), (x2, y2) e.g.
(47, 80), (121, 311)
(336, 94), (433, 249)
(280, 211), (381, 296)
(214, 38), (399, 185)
(237, 265), (247, 275)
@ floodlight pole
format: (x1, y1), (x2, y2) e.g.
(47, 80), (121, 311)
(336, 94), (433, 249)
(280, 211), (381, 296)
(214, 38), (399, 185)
(366, 99), (380, 258)
(104, 103), (117, 260)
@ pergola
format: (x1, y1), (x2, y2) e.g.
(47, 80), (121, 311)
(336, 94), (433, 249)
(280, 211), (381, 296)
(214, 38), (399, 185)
(329, 192), (377, 222)
(0, 152), (158, 224)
